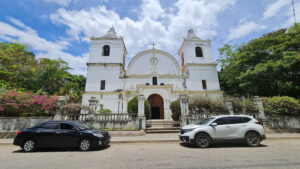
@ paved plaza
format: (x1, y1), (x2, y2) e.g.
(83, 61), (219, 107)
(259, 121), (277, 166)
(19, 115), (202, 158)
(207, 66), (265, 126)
(1, 139), (300, 169)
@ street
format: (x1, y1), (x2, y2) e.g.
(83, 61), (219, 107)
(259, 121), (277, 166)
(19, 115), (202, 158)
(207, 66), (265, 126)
(1, 139), (300, 169)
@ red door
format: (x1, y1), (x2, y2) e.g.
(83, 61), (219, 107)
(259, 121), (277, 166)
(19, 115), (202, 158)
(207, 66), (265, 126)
(147, 94), (164, 119)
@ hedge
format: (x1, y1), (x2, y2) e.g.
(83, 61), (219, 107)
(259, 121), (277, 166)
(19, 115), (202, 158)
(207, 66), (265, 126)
(170, 100), (181, 121)
(263, 96), (300, 116)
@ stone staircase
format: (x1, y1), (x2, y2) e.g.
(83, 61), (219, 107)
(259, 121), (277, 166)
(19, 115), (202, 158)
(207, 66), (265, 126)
(145, 119), (181, 134)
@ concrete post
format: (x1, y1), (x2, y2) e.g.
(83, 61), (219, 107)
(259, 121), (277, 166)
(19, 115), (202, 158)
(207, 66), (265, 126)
(179, 94), (189, 126)
(53, 96), (66, 120)
(225, 97), (234, 115)
(88, 97), (98, 114)
(253, 96), (267, 120)
(137, 95), (146, 130)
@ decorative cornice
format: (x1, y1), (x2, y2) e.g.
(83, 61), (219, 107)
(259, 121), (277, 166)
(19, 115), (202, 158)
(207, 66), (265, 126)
(125, 74), (188, 79)
(87, 63), (122, 66)
(185, 63), (218, 67)
(136, 84), (174, 89)
(173, 90), (224, 94)
(84, 91), (137, 95)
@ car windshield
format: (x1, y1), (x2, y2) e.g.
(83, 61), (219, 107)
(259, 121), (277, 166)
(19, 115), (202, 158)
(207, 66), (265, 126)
(74, 122), (91, 130)
(197, 117), (215, 125)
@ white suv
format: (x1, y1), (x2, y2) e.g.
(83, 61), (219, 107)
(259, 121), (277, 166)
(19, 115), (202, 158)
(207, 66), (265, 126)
(179, 115), (266, 148)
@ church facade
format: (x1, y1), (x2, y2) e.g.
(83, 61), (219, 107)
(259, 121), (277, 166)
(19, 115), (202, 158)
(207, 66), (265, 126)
(81, 27), (223, 120)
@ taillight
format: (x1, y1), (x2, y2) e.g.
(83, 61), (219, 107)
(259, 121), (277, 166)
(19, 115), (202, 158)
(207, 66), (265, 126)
(17, 130), (22, 135)
(255, 121), (262, 125)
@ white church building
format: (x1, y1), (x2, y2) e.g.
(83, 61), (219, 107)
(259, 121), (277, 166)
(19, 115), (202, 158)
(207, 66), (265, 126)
(81, 27), (223, 120)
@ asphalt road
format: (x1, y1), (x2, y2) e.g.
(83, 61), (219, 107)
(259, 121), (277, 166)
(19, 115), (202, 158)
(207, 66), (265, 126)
(1, 139), (300, 169)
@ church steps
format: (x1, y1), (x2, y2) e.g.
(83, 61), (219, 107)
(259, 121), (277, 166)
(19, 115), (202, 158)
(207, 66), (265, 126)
(145, 120), (180, 134)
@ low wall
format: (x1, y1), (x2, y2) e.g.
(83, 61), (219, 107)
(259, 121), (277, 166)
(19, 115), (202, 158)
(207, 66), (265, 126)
(0, 117), (52, 132)
(82, 120), (139, 130)
(265, 116), (300, 132)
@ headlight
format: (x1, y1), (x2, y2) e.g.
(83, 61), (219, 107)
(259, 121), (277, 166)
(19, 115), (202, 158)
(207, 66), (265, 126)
(93, 133), (103, 138)
(184, 128), (196, 133)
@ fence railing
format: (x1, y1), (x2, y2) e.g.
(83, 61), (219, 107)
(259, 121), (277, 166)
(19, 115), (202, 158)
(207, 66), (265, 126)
(62, 113), (137, 122)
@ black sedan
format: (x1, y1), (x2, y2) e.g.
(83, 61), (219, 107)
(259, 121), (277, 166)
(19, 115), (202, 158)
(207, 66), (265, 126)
(13, 121), (111, 152)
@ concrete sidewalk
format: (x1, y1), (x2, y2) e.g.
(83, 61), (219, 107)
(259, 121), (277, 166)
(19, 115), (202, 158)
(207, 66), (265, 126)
(1, 133), (300, 145)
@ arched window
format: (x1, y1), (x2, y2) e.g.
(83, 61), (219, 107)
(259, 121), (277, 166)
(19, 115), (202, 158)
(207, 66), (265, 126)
(195, 47), (203, 57)
(152, 76), (157, 85)
(102, 45), (110, 56)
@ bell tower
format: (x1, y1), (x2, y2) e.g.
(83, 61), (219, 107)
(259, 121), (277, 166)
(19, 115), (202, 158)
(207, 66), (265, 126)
(85, 26), (127, 92)
(178, 28), (220, 92)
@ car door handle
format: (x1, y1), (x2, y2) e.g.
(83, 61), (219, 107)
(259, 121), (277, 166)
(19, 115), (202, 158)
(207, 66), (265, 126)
(56, 131), (61, 134)
(225, 126), (231, 128)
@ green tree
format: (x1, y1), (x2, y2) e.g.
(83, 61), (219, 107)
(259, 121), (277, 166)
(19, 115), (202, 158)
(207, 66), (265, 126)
(218, 24), (300, 98)
(127, 96), (151, 119)
(38, 58), (71, 95)
(0, 42), (40, 91)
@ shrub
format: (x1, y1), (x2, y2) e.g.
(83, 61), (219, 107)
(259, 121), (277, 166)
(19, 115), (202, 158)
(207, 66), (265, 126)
(0, 89), (58, 117)
(98, 104), (112, 114)
(231, 97), (258, 114)
(189, 97), (228, 114)
(62, 103), (82, 115)
(127, 96), (151, 119)
(263, 96), (300, 116)
(170, 100), (181, 121)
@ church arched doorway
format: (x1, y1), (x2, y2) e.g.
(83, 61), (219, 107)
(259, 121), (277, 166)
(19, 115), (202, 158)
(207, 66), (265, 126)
(147, 94), (164, 119)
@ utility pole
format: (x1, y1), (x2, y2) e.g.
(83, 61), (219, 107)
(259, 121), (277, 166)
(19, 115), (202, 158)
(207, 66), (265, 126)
(292, 0), (297, 25)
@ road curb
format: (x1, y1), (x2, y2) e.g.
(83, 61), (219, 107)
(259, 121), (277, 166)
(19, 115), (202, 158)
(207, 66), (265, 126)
(2, 137), (300, 145)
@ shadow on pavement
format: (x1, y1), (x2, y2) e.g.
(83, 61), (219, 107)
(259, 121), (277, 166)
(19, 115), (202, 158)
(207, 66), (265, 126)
(13, 145), (111, 153)
(179, 142), (267, 148)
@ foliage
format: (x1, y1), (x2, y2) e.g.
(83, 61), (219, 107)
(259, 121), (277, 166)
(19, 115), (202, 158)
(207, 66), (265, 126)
(263, 96), (300, 116)
(218, 24), (300, 98)
(127, 96), (151, 119)
(144, 100), (151, 119)
(98, 104), (112, 114)
(189, 97), (228, 114)
(62, 103), (83, 115)
(0, 89), (58, 117)
(0, 42), (86, 102)
(170, 100), (181, 121)
(230, 97), (258, 114)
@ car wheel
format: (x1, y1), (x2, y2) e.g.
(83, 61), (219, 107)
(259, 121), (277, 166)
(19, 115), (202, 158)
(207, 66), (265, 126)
(79, 139), (91, 151)
(22, 139), (36, 152)
(245, 132), (261, 147)
(195, 133), (210, 148)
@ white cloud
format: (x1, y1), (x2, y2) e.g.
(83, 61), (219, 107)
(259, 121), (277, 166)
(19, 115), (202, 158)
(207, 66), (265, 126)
(50, 0), (236, 59)
(44, 0), (72, 7)
(0, 18), (87, 75)
(226, 21), (266, 42)
(263, 0), (290, 20)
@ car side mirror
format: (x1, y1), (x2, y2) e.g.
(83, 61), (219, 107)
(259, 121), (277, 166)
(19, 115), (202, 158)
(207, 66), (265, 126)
(210, 123), (217, 127)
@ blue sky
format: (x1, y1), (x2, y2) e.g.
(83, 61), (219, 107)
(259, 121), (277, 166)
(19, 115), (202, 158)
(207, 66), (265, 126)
(0, 0), (299, 75)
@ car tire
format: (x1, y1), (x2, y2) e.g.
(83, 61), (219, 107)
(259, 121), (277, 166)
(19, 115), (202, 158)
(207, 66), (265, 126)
(245, 131), (261, 147)
(79, 139), (91, 151)
(195, 133), (210, 148)
(22, 139), (36, 152)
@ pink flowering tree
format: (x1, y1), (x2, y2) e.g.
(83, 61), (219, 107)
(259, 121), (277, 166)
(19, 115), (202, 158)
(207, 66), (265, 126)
(0, 90), (58, 117)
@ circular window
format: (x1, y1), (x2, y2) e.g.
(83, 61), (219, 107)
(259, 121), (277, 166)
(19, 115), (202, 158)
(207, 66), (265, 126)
(150, 57), (158, 66)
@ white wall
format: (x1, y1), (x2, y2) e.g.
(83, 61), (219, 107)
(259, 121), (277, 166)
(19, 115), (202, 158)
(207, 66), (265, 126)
(89, 39), (124, 64)
(186, 65), (220, 91)
(85, 65), (123, 92)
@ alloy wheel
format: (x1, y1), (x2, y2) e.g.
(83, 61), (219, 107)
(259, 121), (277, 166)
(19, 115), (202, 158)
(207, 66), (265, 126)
(23, 140), (35, 152)
(246, 132), (260, 147)
(195, 133), (210, 148)
(80, 139), (90, 151)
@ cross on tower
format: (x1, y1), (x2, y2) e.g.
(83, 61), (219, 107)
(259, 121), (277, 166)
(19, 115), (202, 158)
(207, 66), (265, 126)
(152, 42), (156, 49)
